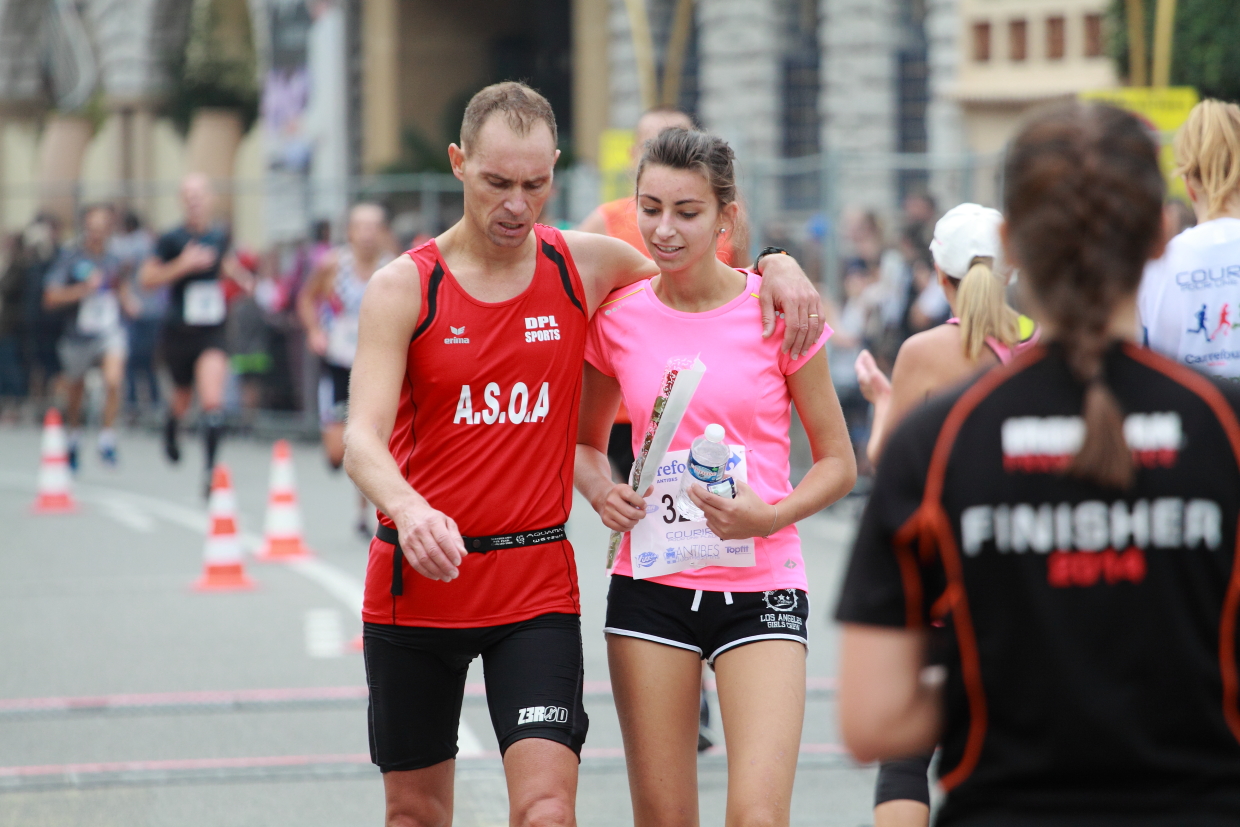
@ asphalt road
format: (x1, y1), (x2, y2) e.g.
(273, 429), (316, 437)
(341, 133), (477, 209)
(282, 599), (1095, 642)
(0, 425), (879, 826)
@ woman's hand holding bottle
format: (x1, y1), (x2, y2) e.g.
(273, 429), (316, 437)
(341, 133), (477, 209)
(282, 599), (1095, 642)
(686, 480), (778, 541)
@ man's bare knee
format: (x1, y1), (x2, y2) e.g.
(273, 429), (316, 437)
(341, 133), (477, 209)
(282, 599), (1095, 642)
(514, 793), (574, 827)
(386, 798), (450, 827)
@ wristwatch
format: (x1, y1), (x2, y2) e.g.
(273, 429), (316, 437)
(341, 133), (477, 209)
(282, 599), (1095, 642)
(753, 246), (789, 271)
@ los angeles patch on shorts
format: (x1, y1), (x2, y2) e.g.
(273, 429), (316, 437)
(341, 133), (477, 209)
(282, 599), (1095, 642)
(604, 574), (809, 665)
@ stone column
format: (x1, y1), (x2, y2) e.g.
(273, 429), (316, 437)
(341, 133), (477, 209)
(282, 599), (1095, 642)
(186, 108), (244, 216)
(574, 0), (610, 166)
(362, 0), (400, 172)
(696, 0), (780, 239)
(37, 114), (95, 228)
(925, 0), (968, 209)
(820, 0), (898, 217)
(608, 0), (644, 130)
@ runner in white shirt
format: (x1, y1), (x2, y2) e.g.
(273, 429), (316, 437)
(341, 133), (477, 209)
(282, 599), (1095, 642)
(297, 202), (394, 536)
(1139, 99), (1240, 377)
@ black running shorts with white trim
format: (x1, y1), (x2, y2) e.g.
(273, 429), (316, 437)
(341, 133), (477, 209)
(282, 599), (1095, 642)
(604, 574), (809, 665)
(363, 613), (588, 773)
(161, 323), (227, 389)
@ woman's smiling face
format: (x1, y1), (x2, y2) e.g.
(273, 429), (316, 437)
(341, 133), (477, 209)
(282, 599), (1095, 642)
(636, 163), (727, 271)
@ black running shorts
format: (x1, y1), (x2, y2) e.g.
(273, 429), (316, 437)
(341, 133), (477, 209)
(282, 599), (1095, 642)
(161, 323), (227, 389)
(604, 574), (809, 665)
(363, 613), (588, 773)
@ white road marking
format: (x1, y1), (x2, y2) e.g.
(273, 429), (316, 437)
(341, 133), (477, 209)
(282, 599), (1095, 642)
(95, 496), (157, 533)
(0, 471), (486, 752)
(305, 609), (344, 658)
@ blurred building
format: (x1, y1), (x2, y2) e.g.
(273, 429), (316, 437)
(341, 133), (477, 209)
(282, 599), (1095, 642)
(0, 0), (1121, 249)
(948, 0), (1117, 154)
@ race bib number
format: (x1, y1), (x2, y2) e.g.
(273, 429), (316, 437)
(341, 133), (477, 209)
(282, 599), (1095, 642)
(184, 280), (226, 326)
(325, 316), (359, 366)
(77, 292), (119, 335)
(630, 445), (755, 579)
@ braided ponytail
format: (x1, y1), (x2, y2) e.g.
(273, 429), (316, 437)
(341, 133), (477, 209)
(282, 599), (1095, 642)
(1003, 102), (1165, 489)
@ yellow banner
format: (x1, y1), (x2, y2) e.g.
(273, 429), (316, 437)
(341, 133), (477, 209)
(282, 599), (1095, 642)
(1079, 87), (1199, 198)
(599, 129), (636, 203)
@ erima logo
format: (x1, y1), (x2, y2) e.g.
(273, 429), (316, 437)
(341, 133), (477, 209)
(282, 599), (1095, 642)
(525, 315), (561, 343)
(451, 325), (465, 335)
(444, 324), (470, 345)
(518, 706), (568, 725)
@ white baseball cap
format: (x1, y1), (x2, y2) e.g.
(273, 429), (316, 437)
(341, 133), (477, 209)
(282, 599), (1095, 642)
(929, 203), (1005, 280)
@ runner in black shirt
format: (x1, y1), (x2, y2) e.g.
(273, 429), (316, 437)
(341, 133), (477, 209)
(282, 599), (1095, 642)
(836, 102), (1240, 825)
(140, 174), (251, 494)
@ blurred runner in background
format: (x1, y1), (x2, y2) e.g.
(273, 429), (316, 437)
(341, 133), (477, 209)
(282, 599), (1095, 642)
(298, 202), (393, 536)
(42, 204), (129, 469)
(110, 210), (162, 424)
(1140, 99), (1240, 379)
(141, 173), (252, 496)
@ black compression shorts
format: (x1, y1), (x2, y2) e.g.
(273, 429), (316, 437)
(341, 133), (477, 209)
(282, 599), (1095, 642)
(604, 574), (809, 665)
(363, 613), (588, 772)
(875, 754), (932, 806)
(160, 323), (227, 389)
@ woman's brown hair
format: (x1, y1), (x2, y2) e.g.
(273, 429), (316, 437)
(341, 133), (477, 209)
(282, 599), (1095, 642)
(1003, 102), (1165, 488)
(636, 128), (750, 255)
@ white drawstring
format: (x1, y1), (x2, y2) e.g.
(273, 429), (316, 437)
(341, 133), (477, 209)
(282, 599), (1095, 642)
(690, 590), (703, 612)
(723, 592), (733, 605)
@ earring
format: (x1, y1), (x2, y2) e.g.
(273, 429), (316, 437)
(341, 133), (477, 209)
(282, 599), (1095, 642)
(718, 228), (725, 235)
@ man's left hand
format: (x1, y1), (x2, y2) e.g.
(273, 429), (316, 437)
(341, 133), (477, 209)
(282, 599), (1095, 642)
(756, 254), (824, 359)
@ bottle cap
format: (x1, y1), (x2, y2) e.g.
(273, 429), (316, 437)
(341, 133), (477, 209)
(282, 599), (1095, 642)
(704, 423), (725, 442)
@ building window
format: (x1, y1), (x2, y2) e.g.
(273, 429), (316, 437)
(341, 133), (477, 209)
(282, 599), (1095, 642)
(973, 21), (991, 62)
(1047, 16), (1065, 60)
(1009, 19), (1027, 62)
(1084, 14), (1104, 57)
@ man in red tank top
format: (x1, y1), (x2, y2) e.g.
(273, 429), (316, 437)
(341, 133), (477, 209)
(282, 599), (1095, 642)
(344, 82), (823, 826)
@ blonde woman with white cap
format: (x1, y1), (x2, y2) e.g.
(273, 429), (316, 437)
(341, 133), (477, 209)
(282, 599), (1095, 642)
(856, 203), (1037, 470)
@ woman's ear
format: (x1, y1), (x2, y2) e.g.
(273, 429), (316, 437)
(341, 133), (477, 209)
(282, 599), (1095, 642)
(720, 201), (740, 237)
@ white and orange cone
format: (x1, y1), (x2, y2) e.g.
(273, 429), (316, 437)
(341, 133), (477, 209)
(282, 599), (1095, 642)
(32, 409), (76, 514)
(193, 465), (255, 591)
(257, 440), (312, 561)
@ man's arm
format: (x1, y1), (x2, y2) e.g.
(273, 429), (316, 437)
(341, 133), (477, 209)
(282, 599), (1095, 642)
(562, 230), (825, 358)
(43, 255), (94, 310)
(140, 241), (217, 289)
(343, 256), (466, 582)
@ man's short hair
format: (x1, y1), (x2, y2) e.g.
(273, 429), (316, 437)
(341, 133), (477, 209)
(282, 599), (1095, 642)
(460, 81), (558, 151)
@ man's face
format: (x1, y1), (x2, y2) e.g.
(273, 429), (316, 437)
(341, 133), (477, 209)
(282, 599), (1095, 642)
(181, 176), (215, 226)
(632, 112), (694, 165)
(348, 205), (387, 256)
(82, 209), (113, 248)
(451, 116), (559, 249)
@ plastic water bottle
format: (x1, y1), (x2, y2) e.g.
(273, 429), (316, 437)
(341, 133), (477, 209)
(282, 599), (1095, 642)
(675, 424), (731, 520)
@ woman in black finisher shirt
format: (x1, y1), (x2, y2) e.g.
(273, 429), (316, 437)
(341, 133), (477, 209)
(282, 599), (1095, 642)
(836, 101), (1240, 825)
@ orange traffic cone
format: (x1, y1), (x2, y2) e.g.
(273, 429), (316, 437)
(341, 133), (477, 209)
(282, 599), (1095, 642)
(193, 465), (255, 591)
(256, 440), (312, 561)
(32, 409), (76, 514)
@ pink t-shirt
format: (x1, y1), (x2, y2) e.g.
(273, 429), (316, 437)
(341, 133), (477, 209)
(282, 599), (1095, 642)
(584, 270), (830, 592)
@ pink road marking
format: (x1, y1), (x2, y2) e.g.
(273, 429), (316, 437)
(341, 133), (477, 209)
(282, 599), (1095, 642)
(0, 677), (837, 714)
(0, 742), (846, 778)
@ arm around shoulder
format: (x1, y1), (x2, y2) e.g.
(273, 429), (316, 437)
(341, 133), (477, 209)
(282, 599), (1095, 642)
(561, 230), (658, 315)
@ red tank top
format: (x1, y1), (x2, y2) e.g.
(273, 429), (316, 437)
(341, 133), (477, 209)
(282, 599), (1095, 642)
(362, 225), (587, 628)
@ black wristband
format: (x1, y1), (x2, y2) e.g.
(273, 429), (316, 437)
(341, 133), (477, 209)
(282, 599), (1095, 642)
(753, 246), (789, 271)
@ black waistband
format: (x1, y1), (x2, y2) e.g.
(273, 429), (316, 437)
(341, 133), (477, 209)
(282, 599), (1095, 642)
(375, 522), (568, 596)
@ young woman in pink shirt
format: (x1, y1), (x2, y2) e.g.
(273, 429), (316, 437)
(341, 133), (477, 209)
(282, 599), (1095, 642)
(575, 128), (856, 827)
